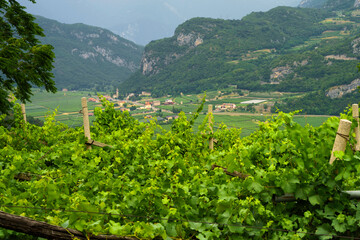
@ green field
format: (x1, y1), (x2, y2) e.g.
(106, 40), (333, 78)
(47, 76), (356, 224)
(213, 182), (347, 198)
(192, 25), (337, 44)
(21, 90), (331, 136)
(24, 89), (103, 127)
(139, 113), (330, 137)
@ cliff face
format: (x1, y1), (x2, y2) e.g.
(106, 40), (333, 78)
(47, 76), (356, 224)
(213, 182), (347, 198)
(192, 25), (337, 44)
(69, 32), (139, 71)
(355, 0), (360, 7)
(140, 29), (205, 76)
(326, 79), (360, 98)
(299, 0), (327, 8)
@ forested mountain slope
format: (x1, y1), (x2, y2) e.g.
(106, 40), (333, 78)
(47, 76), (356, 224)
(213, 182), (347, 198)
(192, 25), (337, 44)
(35, 16), (144, 91)
(299, 0), (358, 9)
(120, 7), (335, 97)
(119, 2), (360, 114)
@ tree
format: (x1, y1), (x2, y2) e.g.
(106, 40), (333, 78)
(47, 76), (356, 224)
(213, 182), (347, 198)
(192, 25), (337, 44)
(0, 0), (56, 114)
(172, 106), (182, 114)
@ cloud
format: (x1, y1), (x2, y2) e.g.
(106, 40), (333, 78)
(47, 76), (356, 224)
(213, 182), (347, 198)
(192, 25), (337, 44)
(163, 2), (186, 20)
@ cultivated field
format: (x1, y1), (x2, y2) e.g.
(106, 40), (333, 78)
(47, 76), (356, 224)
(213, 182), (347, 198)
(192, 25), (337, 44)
(22, 89), (333, 136)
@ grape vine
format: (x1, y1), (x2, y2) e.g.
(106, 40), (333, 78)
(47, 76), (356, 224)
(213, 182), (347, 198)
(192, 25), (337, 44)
(1, 99), (360, 239)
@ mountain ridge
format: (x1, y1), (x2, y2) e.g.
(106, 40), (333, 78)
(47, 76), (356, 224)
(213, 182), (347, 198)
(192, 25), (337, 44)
(35, 16), (144, 91)
(299, 0), (359, 9)
(119, 6), (336, 96)
(118, 3), (360, 114)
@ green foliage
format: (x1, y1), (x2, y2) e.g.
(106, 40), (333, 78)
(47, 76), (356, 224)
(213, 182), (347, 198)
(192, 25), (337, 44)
(274, 90), (360, 115)
(0, 0), (56, 114)
(323, 0), (355, 10)
(171, 106), (182, 114)
(3, 100), (360, 239)
(299, 0), (355, 9)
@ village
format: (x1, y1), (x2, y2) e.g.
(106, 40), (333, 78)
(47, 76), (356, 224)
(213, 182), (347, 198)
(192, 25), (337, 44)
(80, 88), (275, 123)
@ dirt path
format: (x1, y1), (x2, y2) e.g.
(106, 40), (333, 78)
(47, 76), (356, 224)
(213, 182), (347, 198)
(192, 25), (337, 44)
(214, 112), (271, 117)
(213, 112), (335, 118)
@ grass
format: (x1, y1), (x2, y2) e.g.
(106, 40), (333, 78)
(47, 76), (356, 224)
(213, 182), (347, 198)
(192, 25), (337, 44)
(24, 90), (106, 127)
(293, 115), (329, 127)
(154, 113), (329, 137)
(22, 89), (330, 136)
(174, 95), (201, 104)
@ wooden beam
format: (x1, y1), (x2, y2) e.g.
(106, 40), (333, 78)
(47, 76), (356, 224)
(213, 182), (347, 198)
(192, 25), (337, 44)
(211, 164), (249, 179)
(0, 211), (136, 240)
(86, 139), (113, 148)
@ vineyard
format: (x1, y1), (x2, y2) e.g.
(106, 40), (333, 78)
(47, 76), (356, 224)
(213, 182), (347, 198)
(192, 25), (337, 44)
(2, 97), (360, 239)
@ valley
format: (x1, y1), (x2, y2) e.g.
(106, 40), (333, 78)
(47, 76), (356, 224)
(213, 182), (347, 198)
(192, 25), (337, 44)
(24, 89), (330, 137)
(22, 0), (360, 117)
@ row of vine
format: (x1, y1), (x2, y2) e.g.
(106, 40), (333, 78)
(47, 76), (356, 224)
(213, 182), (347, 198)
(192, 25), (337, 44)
(1, 98), (360, 239)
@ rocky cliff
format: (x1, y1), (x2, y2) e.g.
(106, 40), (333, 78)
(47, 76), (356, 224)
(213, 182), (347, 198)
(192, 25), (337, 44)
(326, 79), (360, 98)
(355, 0), (360, 7)
(299, 0), (327, 8)
(141, 31), (204, 76)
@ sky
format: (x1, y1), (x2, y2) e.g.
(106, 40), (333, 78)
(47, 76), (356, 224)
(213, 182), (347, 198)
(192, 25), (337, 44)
(18, 0), (301, 45)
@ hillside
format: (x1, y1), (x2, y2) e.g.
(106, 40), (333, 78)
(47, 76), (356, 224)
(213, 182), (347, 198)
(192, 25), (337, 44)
(120, 7), (334, 97)
(119, 2), (360, 114)
(35, 16), (144, 91)
(299, 0), (357, 9)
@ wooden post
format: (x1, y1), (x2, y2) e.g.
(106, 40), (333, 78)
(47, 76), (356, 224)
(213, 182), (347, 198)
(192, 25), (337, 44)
(81, 97), (91, 150)
(353, 104), (360, 151)
(0, 211), (137, 240)
(330, 119), (352, 164)
(21, 104), (26, 122)
(208, 104), (214, 150)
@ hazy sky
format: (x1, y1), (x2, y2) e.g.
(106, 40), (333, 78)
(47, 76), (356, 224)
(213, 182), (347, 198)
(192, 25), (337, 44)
(18, 0), (301, 44)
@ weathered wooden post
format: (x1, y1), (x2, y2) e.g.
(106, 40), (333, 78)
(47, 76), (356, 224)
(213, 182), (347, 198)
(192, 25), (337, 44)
(21, 104), (26, 123)
(330, 119), (352, 164)
(353, 104), (360, 151)
(208, 104), (214, 150)
(81, 97), (91, 150)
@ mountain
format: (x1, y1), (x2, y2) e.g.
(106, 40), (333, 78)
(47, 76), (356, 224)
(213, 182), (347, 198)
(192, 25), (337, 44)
(119, 2), (360, 114)
(35, 16), (144, 91)
(119, 6), (335, 96)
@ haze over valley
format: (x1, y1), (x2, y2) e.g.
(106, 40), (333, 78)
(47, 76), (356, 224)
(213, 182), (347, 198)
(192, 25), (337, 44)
(19, 0), (300, 45)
